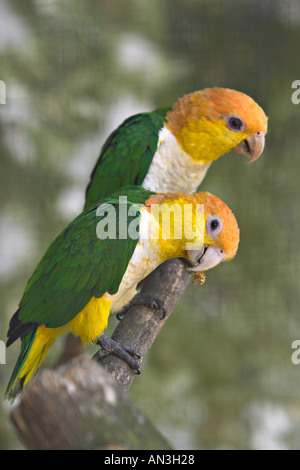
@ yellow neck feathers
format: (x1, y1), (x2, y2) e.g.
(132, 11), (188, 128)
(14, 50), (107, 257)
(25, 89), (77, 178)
(176, 117), (247, 164)
(144, 194), (208, 259)
(165, 88), (268, 164)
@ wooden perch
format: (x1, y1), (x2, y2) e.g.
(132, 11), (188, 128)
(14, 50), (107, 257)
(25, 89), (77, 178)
(95, 258), (191, 393)
(10, 259), (192, 449)
(10, 355), (172, 450)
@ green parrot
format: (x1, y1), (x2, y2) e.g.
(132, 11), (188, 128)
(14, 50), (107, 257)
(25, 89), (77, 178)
(84, 87), (267, 210)
(5, 186), (239, 400)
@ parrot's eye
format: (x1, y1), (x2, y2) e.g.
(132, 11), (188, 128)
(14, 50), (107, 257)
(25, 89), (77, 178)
(207, 216), (223, 237)
(226, 115), (245, 132)
(210, 219), (219, 230)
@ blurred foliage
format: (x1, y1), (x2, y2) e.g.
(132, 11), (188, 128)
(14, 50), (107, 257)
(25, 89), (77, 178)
(1, 0), (300, 449)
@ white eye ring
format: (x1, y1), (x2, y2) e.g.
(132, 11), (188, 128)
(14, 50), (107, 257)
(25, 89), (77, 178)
(206, 216), (223, 237)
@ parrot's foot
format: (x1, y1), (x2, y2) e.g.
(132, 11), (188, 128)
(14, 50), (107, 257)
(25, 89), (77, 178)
(116, 293), (167, 321)
(96, 334), (141, 374)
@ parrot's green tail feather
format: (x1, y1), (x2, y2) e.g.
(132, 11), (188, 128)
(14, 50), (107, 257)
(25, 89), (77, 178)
(4, 330), (37, 402)
(5, 325), (61, 402)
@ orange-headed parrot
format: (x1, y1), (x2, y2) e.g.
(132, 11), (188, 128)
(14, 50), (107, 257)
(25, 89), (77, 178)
(5, 186), (239, 400)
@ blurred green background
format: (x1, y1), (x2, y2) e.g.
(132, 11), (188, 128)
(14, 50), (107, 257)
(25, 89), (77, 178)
(1, 0), (300, 450)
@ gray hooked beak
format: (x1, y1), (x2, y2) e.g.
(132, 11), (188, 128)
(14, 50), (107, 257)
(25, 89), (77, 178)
(233, 132), (265, 163)
(186, 245), (226, 272)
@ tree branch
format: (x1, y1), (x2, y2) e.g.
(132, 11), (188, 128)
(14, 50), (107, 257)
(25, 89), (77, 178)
(10, 355), (172, 450)
(95, 258), (191, 393)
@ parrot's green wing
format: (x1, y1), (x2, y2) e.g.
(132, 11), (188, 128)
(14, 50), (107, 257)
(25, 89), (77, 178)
(84, 107), (170, 210)
(7, 186), (154, 346)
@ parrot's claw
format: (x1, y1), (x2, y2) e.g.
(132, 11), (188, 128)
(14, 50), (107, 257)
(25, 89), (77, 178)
(96, 334), (141, 373)
(116, 293), (167, 321)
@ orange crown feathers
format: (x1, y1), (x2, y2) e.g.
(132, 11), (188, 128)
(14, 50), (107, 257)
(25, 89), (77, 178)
(166, 87), (268, 137)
